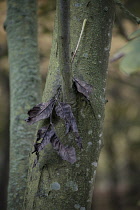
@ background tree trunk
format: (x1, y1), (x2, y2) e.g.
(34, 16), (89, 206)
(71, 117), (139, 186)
(24, 0), (115, 209)
(6, 0), (41, 209)
(0, 71), (9, 210)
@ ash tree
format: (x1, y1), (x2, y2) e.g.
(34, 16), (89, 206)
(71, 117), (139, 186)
(6, 0), (115, 209)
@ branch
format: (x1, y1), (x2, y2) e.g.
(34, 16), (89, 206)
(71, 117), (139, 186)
(115, 0), (140, 24)
(115, 14), (129, 40)
(58, 0), (73, 103)
(71, 19), (87, 63)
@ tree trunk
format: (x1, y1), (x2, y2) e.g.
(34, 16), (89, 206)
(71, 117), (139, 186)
(0, 72), (9, 210)
(6, 0), (41, 209)
(24, 0), (115, 209)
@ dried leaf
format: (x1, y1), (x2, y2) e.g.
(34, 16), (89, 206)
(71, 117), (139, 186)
(33, 126), (55, 153)
(51, 135), (76, 164)
(73, 78), (93, 99)
(25, 98), (55, 124)
(55, 103), (82, 148)
(32, 143), (41, 153)
(55, 102), (78, 134)
(26, 91), (81, 166)
(36, 126), (49, 141)
(33, 125), (76, 165)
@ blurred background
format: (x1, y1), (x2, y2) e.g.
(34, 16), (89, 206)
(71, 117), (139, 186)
(0, 0), (140, 209)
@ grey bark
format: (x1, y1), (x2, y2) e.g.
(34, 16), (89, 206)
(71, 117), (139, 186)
(24, 0), (115, 209)
(6, 0), (41, 209)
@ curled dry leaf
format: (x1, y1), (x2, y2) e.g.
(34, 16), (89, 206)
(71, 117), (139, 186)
(33, 125), (77, 165)
(55, 102), (78, 133)
(36, 126), (49, 141)
(33, 126), (55, 153)
(73, 78), (93, 100)
(55, 102), (82, 148)
(25, 98), (55, 124)
(51, 134), (76, 164)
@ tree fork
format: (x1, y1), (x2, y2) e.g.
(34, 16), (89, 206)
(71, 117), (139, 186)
(24, 1), (115, 209)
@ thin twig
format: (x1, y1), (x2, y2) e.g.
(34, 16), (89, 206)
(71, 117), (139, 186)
(115, 0), (140, 24)
(71, 19), (87, 63)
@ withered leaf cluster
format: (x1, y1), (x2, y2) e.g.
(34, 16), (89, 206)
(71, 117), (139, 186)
(32, 125), (76, 166)
(26, 78), (93, 167)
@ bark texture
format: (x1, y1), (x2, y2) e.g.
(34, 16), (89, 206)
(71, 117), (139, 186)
(24, 0), (115, 209)
(6, 0), (41, 209)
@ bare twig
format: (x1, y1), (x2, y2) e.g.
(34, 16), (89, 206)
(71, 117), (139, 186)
(110, 52), (125, 63)
(115, 14), (129, 40)
(115, 0), (140, 24)
(71, 19), (87, 63)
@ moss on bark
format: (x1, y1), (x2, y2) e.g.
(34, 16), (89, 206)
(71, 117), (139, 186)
(24, 0), (115, 209)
